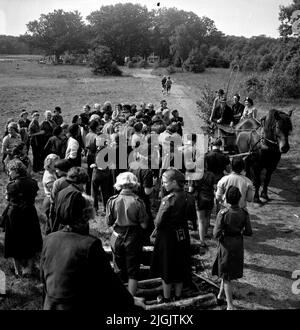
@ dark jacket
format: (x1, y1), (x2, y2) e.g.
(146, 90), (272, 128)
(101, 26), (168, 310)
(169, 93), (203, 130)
(52, 184), (86, 233)
(232, 102), (245, 125)
(212, 206), (252, 280)
(2, 176), (42, 259)
(212, 104), (234, 125)
(44, 136), (64, 158)
(205, 149), (230, 182)
(41, 229), (135, 311)
(151, 190), (197, 283)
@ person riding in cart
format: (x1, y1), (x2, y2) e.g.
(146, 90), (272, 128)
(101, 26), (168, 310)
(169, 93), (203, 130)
(210, 96), (234, 127)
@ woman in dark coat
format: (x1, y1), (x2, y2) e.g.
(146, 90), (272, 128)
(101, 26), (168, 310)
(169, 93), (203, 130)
(41, 193), (145, 311)
(150, 168), (197, 303)
(212, 186), (252, 310)
(2, 159), (42, 277)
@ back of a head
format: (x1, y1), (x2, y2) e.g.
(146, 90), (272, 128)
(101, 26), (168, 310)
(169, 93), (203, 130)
(72, 115), (79, 124)
(54, 159), (73, 173)
(114, 171), (139, 191)
(53, 126), (62, 137)
(68, 124), (79, 137)
(226, 186), (241, 205)
(231, 157), (245, 173)
(7, 159), (28, 177)
(134, 122), (143, 132)
(163, 167), (185, 188)
(89, 119), (99, 132)
(67, 167), (89, 185)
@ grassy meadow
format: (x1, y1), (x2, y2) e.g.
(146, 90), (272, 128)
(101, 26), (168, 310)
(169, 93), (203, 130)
(0, 56), (299, 310)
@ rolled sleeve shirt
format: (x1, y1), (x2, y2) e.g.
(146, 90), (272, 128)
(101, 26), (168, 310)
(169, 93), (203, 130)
(216, 172), (254, 209)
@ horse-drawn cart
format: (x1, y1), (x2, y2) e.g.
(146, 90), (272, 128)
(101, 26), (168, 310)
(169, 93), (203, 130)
(207, 119), (262, 157)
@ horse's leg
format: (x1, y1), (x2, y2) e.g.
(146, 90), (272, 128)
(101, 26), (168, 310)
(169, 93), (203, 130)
(261, 168), (272, 201)
(244, 156), (251, 179)
(261, 152), (280, 201)
(252, 165), (262, 204)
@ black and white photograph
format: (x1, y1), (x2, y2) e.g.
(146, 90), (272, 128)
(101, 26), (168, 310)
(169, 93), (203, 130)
(0, 0), (299, 317)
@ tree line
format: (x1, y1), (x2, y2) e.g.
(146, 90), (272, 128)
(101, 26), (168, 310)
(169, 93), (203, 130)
(1, 1), (299, 99)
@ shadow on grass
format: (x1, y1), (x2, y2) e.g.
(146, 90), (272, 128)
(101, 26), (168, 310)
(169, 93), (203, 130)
(245, 263), (293, 280)
(269, 161), (300, 204)
(246, 241), (299, 257)
(234, 281), (300, 309)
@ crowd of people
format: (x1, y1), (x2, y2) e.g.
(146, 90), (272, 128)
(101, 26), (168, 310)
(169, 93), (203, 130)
(0, 94), (254, 311)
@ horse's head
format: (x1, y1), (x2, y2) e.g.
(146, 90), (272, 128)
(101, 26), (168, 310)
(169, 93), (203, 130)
(264, 109), (293, 153)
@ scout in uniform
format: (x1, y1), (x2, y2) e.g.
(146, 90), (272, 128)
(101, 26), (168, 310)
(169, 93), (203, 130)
(106, 172), (149, 296)
(150, 168), (197, 303)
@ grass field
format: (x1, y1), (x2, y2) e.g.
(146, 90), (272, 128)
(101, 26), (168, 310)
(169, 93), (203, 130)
(0, 57), (299, 310)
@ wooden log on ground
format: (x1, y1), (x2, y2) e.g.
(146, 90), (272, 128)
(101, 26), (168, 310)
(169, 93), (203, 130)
(137, 277), (161, 288)
(136, 285), (163, 297)
(145, 293), (217, 310)
(137, 282), (203, 299)
(192, 272), (220, 290)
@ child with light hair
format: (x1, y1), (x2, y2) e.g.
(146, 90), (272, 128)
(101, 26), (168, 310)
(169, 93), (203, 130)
(106, 172), (149, 296)
(42, 153), (60, 231)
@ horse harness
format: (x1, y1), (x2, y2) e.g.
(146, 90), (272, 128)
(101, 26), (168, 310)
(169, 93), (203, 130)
(248, 127), (279, 154)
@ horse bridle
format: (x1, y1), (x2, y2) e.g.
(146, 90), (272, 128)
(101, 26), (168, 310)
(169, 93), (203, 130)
(249, 125), (279, 153)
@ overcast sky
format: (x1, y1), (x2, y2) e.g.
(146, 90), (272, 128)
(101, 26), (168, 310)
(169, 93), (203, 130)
(0, 0), (293, 38)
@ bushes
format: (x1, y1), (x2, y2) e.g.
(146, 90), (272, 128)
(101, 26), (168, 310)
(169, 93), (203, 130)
(110, 61), (123, 76)
(196, 84), (215, 127)
(88, 46), (122, 76)
(238, 65), (300, 103)
(257, 54), (275, 72)
(262, 72), (290, 102)
(284, 56), (300, 97)
(166, 65), (176, 75)
(173, 57), (182, 67)
(137, 59), (148, 68)
(127, 61), (134, 68)
(238, 74), (264, 100)
(206, 46), (230, 68)
(184, 48), (206, 73)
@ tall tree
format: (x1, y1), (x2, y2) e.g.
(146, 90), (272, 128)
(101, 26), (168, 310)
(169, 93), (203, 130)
(150, 7), (202, 59)
(169, 24), (194, 63)
(25, 9), (88, 59)
(87, 3), (151, 64)
(279, 0), (300, 37)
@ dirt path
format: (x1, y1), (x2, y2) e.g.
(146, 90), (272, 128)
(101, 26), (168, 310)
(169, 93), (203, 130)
(134, 69), (300, 310)
(132, 69), (203, 133)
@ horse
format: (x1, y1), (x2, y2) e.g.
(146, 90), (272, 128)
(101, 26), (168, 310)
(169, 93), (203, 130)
(236, 109), (293, 203)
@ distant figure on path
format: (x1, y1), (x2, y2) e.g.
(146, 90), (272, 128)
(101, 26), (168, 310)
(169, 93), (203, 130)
(161, 75), (167, 94)
(165, 76), (172, 95)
